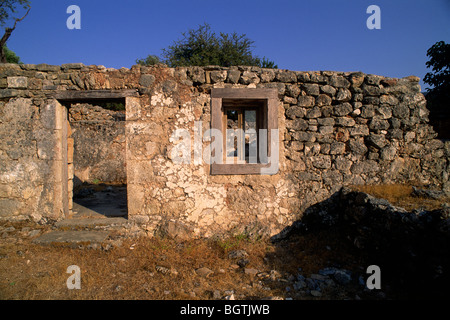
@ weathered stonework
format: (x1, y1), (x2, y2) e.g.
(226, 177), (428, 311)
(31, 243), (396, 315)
(0, 63), (448, 239)
(68, 103), (126, 184)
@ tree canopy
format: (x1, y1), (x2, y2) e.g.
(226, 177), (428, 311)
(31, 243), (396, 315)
(136, 23), (277, 68)
(0, 0), (30, 26)
(424, 41), (450, 95)
(0, 0), (30, 63)
(135, 54), (161, 66)
(424, 41), (450, 120)
(3, 44), (21, 63)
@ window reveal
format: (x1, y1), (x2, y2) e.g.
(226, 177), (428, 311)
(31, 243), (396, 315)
(210, 88), (279, 175)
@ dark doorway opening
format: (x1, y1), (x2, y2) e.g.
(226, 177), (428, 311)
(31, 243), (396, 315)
(72, 181), (128, 218)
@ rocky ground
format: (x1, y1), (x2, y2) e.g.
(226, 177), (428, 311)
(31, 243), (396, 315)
(0, 218), (403, 300)
(1, 185), (449, 300)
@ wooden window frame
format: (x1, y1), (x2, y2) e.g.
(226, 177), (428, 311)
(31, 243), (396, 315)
(223, 106), (260, 164)
(210, 88), (278, 175)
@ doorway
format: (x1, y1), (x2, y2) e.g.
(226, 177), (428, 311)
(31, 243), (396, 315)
(67, 100), (127, 218)
(55, 90), (139, 220)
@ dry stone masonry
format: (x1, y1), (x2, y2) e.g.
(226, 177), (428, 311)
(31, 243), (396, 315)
(0, 62), (449, 239)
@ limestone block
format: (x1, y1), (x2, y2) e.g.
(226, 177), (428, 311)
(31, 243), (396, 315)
(67, 138), (74, 163)
(380, 145), (398, 161)
(227, 70), (241, 84)
(329, 74), (351, 88)
(52, 182), (66, 219)
(0, 199), (24, 217)
(286, 118), (308, 130)
(297, 96), (315, 107)
(316, 94), (332, 106)
(302, 83), (320, 96)
(159, 220), (194, 241)
(285, 106), (306, 119)
(187, 67), (206, 84)
(323, 170), (343, 185)
(0, 184), (13, 198)
(330, 142), (346, 155)
(311, 155), (331, 169)
(68, 179), (73, 195)
(68, 163), (74, 179)
(35, 64), (61, 72)
(240, 71), (260, 85)
(33, 127), (56, 160)
(366, 134), (388, 149)
(334, 157), (353, 172)
(127, 183), (145, 215)
(369, 118), (390, 131)
(296, 71), (310, 82)
(40, 103), (57, 130)
(349, 125), (370, 136)
(349, 73), (365, 88)
(7, 76), (28, 89)
(286, 84), (301, 98)
(351, 160), (380, 174)
(292, 131), (316, 142)
(54, 102), (66, 130)
(335, 117), (355, 127)
(335, 88), (352, 102)
(362, 83), (381, 96)
(333, 103), (352, 116)
(126, 160), (155, 185)
(260, 69), (275, 83)
(67, 121), (72, 137)
(275, 71), (297, 83)
(319, 126), (334, 135)
(210, 70), (227, 83)
(125, 97), (141, 121)
(349, 138), (368, 155)
(320, 84), (337, 96)
(61, 63), (84, 70)
(306, 107), (321, 119)
(3, 98), (33, 122)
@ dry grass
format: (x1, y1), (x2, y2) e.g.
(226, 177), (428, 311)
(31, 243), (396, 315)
(0, 222), (283, 300)
(1, 183), (447, 300)
(0, 220), (364, 300)
(350, 183), (448, 211)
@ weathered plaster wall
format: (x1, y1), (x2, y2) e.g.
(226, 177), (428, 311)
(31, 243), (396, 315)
(0, 62), (448, 239)
(0, 95), (67, 222)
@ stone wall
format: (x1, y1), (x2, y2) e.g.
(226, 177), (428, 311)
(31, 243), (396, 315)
(0, 96), (68, 222)
(68, 103), (126, 185)
(286, 187), (450, 296)
(0, 62), (448, 238)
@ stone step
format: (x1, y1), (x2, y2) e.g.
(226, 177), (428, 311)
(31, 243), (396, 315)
(32, 230), (110, 247)
(71, 201), (127, 219)
(55, 217), (127, 229)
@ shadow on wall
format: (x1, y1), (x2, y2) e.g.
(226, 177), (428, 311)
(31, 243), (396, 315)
(265, 188), (450, 299)
(72, 175), (128, 218)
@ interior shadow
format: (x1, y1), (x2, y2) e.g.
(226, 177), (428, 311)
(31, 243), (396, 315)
(264, 188), (450, 300)
(72, 179), (128, 219)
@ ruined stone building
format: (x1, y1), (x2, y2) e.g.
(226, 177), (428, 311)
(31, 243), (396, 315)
(1, 63), (449, 238)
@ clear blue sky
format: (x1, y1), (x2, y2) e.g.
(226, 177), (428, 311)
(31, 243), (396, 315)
(5, 0), (450, 89)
